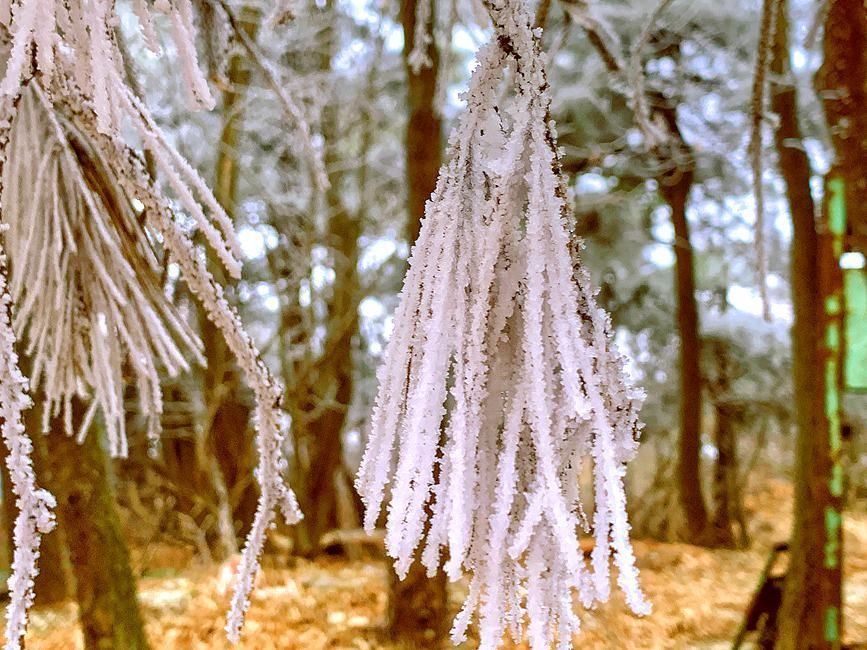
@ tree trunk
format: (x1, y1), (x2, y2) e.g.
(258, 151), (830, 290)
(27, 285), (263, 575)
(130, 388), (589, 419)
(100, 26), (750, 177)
(815, 0), (867, 250)
(403, 0), (443, 246)
(202, 4), (263, 539)
(2, 360), (71, 605)
(654, 103), (708, 543)
(2, 430), (72, 606)
(42, 400), (149, 650)
(773, 3), (844, 646)
(27, 421), (72, 605)
(709, 341), (738, 549)
(387, 0), (449, 641)
(291, 196), (360, 554)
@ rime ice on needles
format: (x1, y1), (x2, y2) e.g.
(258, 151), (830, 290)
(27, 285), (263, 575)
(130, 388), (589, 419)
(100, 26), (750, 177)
(0, 0), (215, 130)
(0, 3), (304, 645)
(355, 0), (650, 646)
(2, 86), (205, 456)
(43, 77), (304, 645)
(0, 242), (56, 650)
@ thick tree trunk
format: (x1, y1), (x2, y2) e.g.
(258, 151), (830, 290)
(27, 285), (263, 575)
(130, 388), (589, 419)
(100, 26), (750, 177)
(27, 419), (72, 605)
(2, 431), (72, 606)
(815, 0), (867, 250)
(42, 400), (149, 650)
(3, 360), (70, 605)
(773, 3), (844, 646)
(403, 0), (443, 246)
(387, 0), (449, 641)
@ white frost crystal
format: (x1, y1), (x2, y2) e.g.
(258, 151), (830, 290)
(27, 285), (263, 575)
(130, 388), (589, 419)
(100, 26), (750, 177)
(356, 0), (650, 646)
(0, 242), (56, 650)
(0, 2), (304, 645)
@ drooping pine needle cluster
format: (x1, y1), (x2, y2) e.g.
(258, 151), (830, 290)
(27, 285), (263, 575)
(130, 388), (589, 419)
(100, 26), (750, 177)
(356, 0), (649, 647)
(0, 2), (305, 647)
(3, 86), (205, 456)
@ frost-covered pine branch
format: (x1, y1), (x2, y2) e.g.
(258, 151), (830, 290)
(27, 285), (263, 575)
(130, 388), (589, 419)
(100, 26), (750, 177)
(356, 0), (650, 646)
(0, 0), (215, 132)
(0, 4), (306, 644)
(46, 76), (303, 644)
(2, 84), (206, 456)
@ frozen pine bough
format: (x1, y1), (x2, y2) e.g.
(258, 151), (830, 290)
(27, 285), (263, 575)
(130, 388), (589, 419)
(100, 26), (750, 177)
(0, 2), (311, 648)
(355, 0), (650, 647)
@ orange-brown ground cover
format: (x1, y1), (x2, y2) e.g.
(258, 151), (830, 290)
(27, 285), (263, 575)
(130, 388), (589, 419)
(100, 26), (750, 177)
(12, 478), (867, 649)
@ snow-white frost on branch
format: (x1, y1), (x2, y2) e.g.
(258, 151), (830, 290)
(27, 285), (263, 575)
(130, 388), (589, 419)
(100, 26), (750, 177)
(356, 0), (650, 646)
(46, 75), (304, 646)
(2, 84), (206, 456)
(0, 1), (305, 645)
(0, 239), (56, 650)
(0, 0), (215, 131)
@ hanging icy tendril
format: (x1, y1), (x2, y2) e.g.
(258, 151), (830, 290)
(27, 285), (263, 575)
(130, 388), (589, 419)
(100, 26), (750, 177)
(355, 0), (650, 646)
(0, 241), (56, 650)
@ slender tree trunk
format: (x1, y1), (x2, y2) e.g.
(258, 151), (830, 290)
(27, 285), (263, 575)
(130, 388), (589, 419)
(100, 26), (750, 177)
(709, 341), (738, 549)
(663, 168), (708, 543)
(202, 4), (263, 538)
(773, 3), (844, 646)
(386, 0), (449, 641)
(291, 202), (360, 554)
(653, 100), (709, 543)
(42, 399), (149, 650)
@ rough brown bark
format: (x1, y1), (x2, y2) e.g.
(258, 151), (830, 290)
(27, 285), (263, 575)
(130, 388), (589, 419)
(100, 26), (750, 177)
(27, 419), (72, 605)
(816, 0), (867, 250)
(42, 400), (149, 650)
(773, 2), (844, 646)
(386, 0), (448, 641)
(2, 430), (71, 606)
(2, 359), (70, 605)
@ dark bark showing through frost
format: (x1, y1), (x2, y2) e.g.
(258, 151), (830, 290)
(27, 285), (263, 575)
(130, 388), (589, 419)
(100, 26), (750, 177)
(386, 0), (449, 641)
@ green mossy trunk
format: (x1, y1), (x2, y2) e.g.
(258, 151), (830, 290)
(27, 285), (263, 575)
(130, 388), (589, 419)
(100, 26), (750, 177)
(42, 402), (149, 650)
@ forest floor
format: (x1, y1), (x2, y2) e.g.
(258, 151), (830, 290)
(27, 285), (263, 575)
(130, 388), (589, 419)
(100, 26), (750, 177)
(13, 476), (867, 649)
